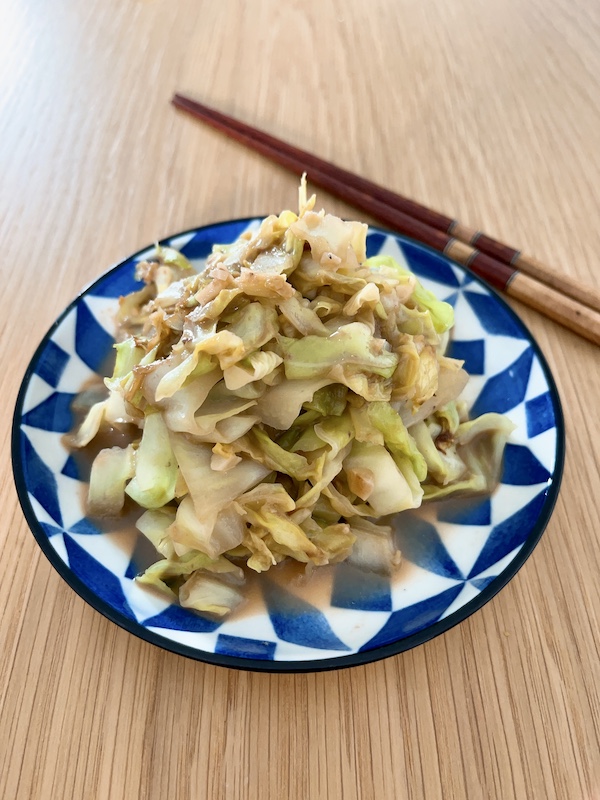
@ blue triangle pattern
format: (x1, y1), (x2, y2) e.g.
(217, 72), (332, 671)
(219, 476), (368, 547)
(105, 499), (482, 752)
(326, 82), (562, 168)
(180, 220), (254, 261)
(401, 241), (460, 286)
(470, 347), (534, 417)
(394, 513), (463, 580)
(64, 534), (135, 619)
(22, 392), (75, 433)
(263, 581), (351, 651)
(70, 518), (103, 535)
(87, 260), (143, 298)
(142, 604), (221, 633)
(468, 490), (547, 577)
(447, 339), (485, 375)
(526, 392), (554, 438)
(124, 560), (138, 580)
(470, 575), (497, 591)
(437, 497), (491, 526)
(40, 522), (64, 538)
(359, 584), (464, 650)
(61, 455), (81, 480)
(330, 563), (392, 611)
(35, 340), (70, 388)
(124, 535), (160, 580)
(443, 291), (459, 307)
(75, 301), (115, 372)
(501, 444), (551, 485)
(21, 434), (62, 525)
(215, 634), (276, 660)
(365, 232), (387, 256)
(464, 291), (527, 338)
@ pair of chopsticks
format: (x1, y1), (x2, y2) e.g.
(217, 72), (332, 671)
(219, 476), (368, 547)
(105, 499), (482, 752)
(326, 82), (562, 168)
(172, 93), (600, 346)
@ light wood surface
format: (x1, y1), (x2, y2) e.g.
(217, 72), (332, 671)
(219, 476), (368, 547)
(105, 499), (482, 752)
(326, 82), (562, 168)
(1, 0), (599, 797)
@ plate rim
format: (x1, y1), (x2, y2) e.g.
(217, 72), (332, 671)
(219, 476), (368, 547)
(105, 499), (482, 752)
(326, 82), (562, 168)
(11, 217), (566, 673)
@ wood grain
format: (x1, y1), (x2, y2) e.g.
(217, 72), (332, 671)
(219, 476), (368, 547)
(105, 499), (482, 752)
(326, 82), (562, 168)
(1, 0), (599, 798)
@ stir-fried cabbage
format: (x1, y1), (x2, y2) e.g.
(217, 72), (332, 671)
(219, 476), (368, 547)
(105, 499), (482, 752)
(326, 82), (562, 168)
(71, 180), (514, 618)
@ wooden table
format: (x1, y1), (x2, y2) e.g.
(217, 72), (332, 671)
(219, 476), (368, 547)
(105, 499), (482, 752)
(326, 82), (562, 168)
(2, 1), (599, 797)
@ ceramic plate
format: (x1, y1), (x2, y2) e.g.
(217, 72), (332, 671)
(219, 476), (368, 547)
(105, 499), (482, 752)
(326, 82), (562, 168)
(12, 219), (564, 672)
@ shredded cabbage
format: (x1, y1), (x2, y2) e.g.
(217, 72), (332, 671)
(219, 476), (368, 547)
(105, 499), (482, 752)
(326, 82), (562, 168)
(72, 183), (514, 616)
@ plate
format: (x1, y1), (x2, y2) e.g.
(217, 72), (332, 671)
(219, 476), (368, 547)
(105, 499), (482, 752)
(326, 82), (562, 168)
(12, 219), (564, 672)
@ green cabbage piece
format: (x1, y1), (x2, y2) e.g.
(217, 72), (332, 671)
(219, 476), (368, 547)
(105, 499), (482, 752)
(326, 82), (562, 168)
(410, 421), (467, 485)
(295, 415), (354, 509)
(198, 288), (243, 320)
(242, 427), (313, 481)
(308, 523), (356, 564)
(255, 377), (333, 429)
(223, 351), (283, 391)
(235, 483), (296, 513)
(395, 305), (439, 340)
(327, 366), (393, 402)
(422, 474), (488, 501)
(179, 572), (245, 617)
(347, 518), (401, 574)
(158, 370), (223, 434)
(423, 413), (515, 499)
(245, 507), (322, 563)
(343, 441), (423, 515)
(154, 350), (217, 401)
(154, 244), (193, 272)
(349, 405), (385, 446)
(225, 302), (279, 358)
(168, 433), (271, 557)
(435, 401), (461, 434)
(366, 402), (428, 481)
(71, 400), (107, 448)
(169, 496), (246, 557)
(365, 255), (454, 333)
(112, 337), (145, 378)
(138, 546), (241, 582)
(278, 296), (329, 336)
(279, 322), (398, 380)
(192, 393), (257, 437)
(456, 412), (516, 445)
(303, 385), (348, 417)
(290, 212), (367, 264)
(243, 530), (278, 572)
(137, 549), (243, 606)
(136, 508), (176, 558)
(321, 482), (370, 518)
(87, 444), (136, 516)
(290, 426), (329, 453)
(125, 412), (177, 509)
(456, 412), (515, 488)
(399, 358), (469, 428)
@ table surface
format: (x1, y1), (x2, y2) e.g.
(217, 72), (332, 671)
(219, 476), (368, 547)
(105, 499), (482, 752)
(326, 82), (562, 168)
(2, 0), (599, 798)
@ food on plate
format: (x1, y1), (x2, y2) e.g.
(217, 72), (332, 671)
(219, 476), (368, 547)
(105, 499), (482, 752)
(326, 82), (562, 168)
(71, 180), (514, 617)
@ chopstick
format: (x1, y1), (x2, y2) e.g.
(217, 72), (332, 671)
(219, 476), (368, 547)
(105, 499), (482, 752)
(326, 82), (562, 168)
(172, 93), (600, 346)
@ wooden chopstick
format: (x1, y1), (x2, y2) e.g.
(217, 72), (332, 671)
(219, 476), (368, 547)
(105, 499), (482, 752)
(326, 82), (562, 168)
(172, 93), (600, 346)
(172, 93), (600, 315)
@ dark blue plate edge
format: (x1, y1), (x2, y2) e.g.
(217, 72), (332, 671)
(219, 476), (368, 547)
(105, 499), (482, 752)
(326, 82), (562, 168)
(11, 218), (565, 674)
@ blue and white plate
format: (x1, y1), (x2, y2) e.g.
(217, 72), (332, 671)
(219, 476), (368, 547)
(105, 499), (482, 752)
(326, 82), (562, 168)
(12, 219), (564, 672)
